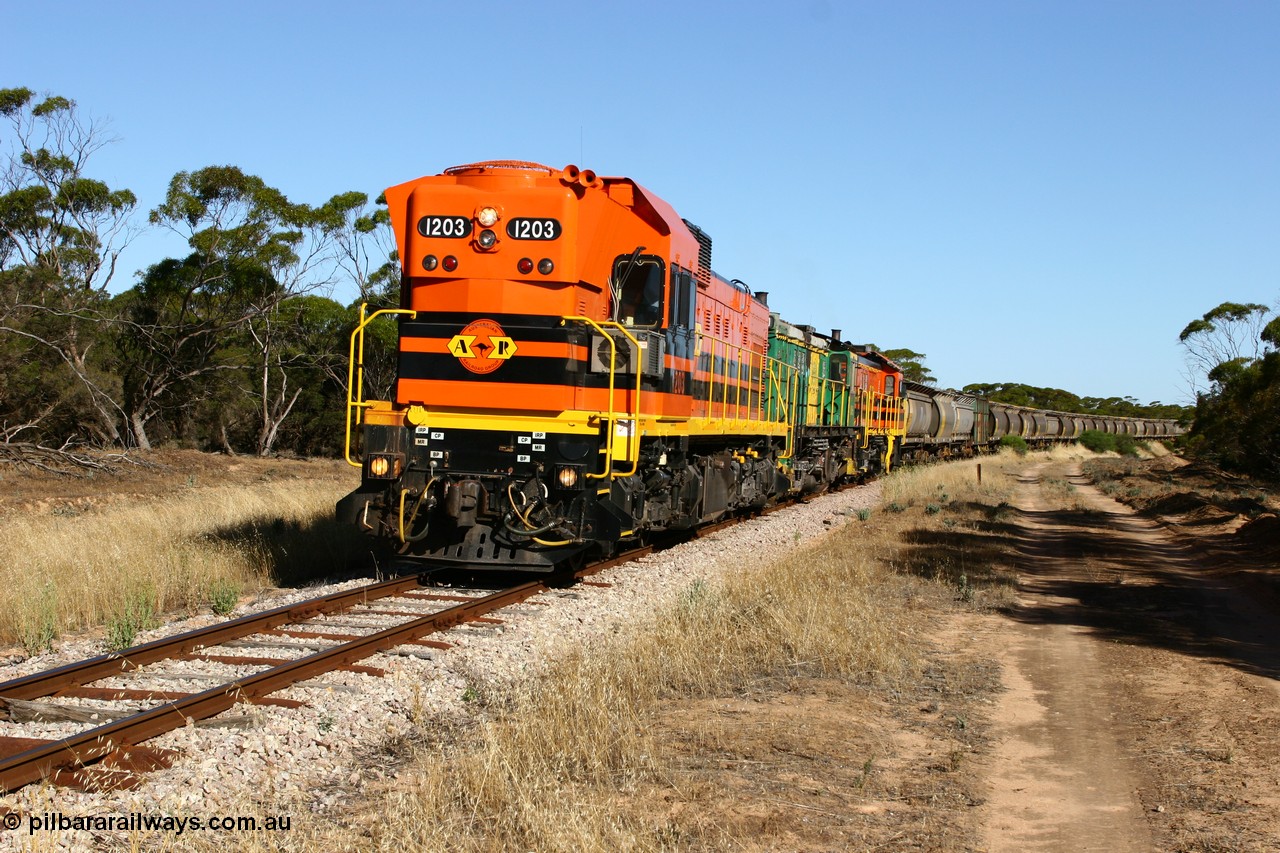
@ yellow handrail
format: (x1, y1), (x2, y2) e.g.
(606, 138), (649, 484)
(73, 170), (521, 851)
(868, 390), (875, 428)
(750, 353), (757, 422)
(709, 338), (718, 415)
(345, 303), (418, 467)
(560, 316), (642, 479)
(765, 360), (794, 461)
(735, 345), (746, 421)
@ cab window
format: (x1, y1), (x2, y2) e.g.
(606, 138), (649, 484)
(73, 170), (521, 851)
(829, 357), (847, 383)
(885, 375), (898, 395)
(612, 255), (665, 328)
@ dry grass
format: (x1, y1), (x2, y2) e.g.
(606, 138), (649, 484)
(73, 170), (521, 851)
(0, 479), (357, 651)
(881, 449), (1021, 511)
(353, 527), (923, 852)
(882, 443), (1096, 508)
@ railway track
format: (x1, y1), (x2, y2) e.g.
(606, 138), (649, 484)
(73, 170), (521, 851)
(0, 547), (654, 795)
(0, 488), (816, 796)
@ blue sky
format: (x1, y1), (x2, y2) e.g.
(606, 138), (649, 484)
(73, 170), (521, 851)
(5, 0), (1277, 405)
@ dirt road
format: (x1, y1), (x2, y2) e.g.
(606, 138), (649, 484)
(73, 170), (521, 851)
(974, 461), (1280, 852)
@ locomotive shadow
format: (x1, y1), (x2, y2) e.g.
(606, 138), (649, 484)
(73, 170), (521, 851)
(999, 506), (1280, 683)
(204, 516), (564, 593)
(205, 514), (374, 587)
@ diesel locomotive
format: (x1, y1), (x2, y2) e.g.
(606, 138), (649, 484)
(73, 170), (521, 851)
(336, 161), (1180, 571)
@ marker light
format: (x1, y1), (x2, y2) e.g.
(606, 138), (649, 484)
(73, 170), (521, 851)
(478, 229), (497, 248)
(537, 258), (554, 275)
(517, 257), (534, 274)
(422, 255), (438, 271)
(477, 207), (499, 227)
(442, 255), (458, 272)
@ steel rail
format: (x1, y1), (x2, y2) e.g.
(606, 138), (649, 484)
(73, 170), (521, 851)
(0, 575), (429, 703)
(0, 577), (554, 792)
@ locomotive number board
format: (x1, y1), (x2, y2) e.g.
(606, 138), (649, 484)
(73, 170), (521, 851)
(417, 216), (473, 238)
(505, 218), (561, 240)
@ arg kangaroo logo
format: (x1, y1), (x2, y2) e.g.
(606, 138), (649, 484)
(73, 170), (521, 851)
(448, 319), (518, 374)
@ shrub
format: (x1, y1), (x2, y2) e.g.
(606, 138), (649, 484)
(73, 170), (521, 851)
(999, 435), (1028, 455)
(1113, 434), (1139, 457)
(1078, 430), (1116, 453)
(17, 582), (58, 655)
(208, 578), (241, 615)
(1080, 430), (1140, 457)
(105, 585), (159, 652)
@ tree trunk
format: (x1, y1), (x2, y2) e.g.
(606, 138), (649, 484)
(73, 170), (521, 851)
(257, 387), (302, 457)
(219, 419), (237, 456)
(129, 410), (152, 451)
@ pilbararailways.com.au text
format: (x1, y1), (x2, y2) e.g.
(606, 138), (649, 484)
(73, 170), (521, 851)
(6, 811), (292, 835)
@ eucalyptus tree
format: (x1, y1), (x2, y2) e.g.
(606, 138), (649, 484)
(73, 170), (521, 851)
(256, 294), (351, 456)
(327, 190), (403, 411)
(124, 166), (364, 453)
(0, 87), (138, 446)
(1180, 299), (1280, 479)
(115, 253), (275, 450)
(1178, 301), (1274, 395)
(332, 191), (399, 306)
(878, 348), (934, 385)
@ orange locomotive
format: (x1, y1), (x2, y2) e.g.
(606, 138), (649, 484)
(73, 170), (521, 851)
(338, 161), (902, 570)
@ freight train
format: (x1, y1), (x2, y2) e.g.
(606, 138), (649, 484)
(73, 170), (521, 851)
(336, 161), (1181, 571)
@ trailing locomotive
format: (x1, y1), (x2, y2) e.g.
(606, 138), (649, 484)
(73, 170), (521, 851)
(337, 161), (1180, 572)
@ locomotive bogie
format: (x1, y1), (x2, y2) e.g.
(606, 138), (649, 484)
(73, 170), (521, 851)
(340, 415), (794, 570)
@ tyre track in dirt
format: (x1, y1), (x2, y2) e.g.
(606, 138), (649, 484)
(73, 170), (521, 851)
(978, 462), (1152, 852)
(975, 460), (1280, 852)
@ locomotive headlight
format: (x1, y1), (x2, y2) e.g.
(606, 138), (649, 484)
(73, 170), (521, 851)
(478, 229), (497, 248)
(477, 206), (499, 227)
(556, 465), (581, 489)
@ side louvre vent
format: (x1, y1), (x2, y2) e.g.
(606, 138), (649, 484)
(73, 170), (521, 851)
(682, 219), (713, 285)
(645, 334), (666, 375)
